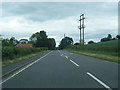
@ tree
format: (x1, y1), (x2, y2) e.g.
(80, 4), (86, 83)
(35, 31), (48, 47)
(47, 38), (56, 50)
(2, 37), (18, 47)
(116, 35), (120, 39)
(100, 34), (112, 42)
(112, 37), (117, 40)
(30, 30), (56, 49)
(88, 41), (94, 44)
(39, 31), (47, 40)
(74, 43), (79, 45)
(30, 31), (48, 47)
(59, 37), (73, 49)
(107, 34), (112, 40)
(101, 37), (109, 42)
(9, 37), (15, 46)
(2, 38), (10, 46)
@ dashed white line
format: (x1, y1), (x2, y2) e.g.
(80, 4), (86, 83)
(87, 72), (112, 90)
(61, 54), (63, 56)
(70, 60), (79, 67)
(65, 56), (68, 59)
(0, 51), (53, 85)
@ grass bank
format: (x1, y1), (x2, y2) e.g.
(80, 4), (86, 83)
(65, 40), (119, 63)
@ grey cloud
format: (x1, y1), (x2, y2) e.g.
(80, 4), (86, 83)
(2, 2), (117, 22)
(2, 2), (118, 45)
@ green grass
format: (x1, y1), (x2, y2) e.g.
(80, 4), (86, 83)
(66, 49), (119, 63)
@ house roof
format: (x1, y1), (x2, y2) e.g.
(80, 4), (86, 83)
(16, 44), (32, 47)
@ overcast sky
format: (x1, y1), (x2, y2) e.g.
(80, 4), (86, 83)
(1, 2), (118, 46)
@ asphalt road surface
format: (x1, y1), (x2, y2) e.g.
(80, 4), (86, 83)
(2, 50), (119, 89)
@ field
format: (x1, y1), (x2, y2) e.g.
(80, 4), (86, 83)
(65, 40), (119, 63)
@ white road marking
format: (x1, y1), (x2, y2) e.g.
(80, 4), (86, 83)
(65, 56), (68, 59)
(70, 60), (79, 67)
(0, 51), (53, 85)
(61, 54), (63, 56)
(87, 72), (112, 90)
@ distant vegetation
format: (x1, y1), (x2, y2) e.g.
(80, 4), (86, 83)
(59, 34), (119, 63)
(59, 37), (73, 49)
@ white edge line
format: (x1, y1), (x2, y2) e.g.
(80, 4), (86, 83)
(70, 60), (79, 67)
(0, 51), (53, 85)
(87, 72), (112, 90)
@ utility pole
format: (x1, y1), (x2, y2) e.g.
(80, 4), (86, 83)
(78, 14), (85, 45)
(82, 14), (85, 45)
(80, 16), (81, 45)
(64, 33), (66, 38)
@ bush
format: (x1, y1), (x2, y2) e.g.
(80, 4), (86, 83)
(88, 41), (94, 44)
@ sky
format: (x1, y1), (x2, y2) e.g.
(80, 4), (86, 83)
(1, 2), (118, 46)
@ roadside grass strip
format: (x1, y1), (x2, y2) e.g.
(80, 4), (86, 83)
(66, 50), (119, 63)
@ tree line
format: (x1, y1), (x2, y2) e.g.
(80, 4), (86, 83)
(2, 30), (56, 50)
(58, 34), (120, 49)
(88, 34), (120, 44)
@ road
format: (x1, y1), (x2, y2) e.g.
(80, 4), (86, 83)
(2, 50), (118, 89)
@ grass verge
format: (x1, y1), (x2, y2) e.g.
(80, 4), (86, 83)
(66, 49), (119, 63)
(2, 50), (50, 67)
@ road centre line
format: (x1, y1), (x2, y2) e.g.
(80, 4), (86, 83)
(60, 54), (68, 60)
(87, 72), (112, 90)
(65, 56), (68, 59)
(0, 51), (53, 85)
(61, 54), (63, 56)
(70, 60), (79, 67)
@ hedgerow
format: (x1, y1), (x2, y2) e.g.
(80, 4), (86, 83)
(2, 46), (48, 60)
